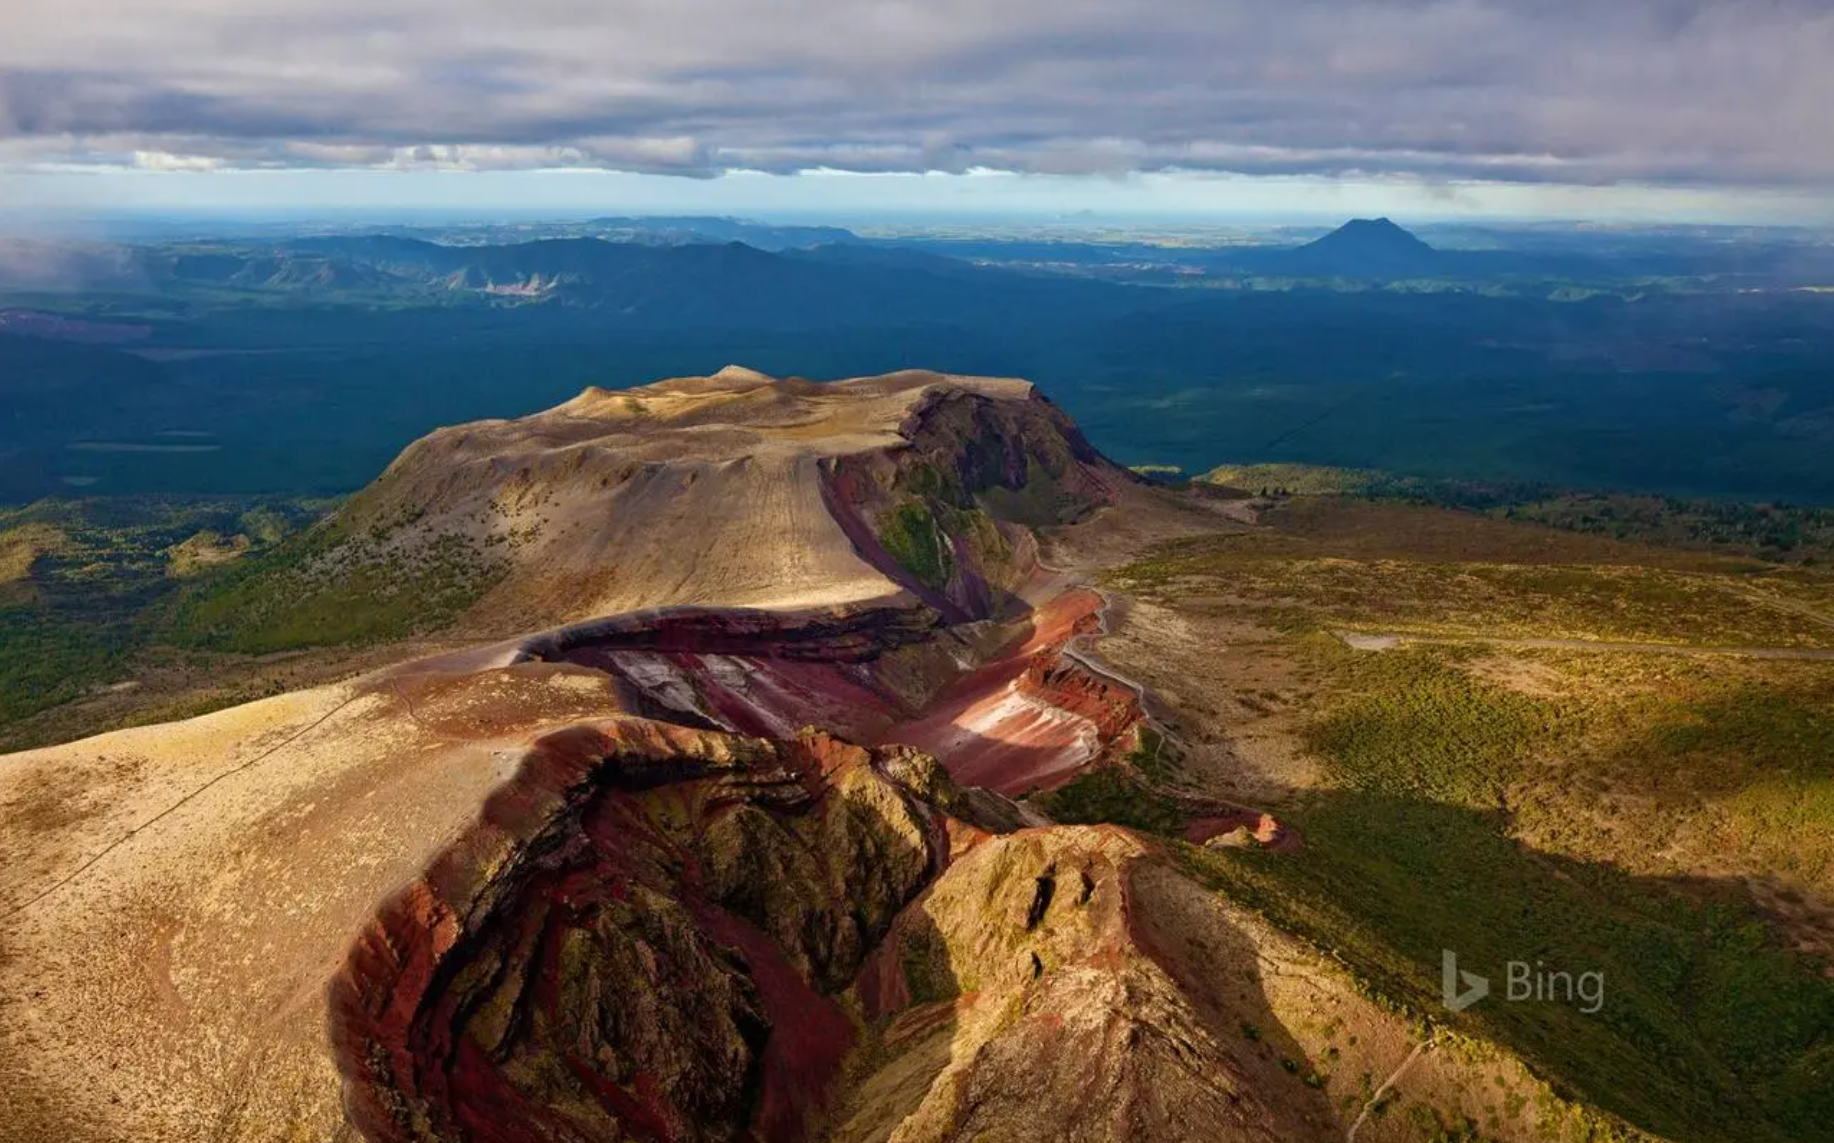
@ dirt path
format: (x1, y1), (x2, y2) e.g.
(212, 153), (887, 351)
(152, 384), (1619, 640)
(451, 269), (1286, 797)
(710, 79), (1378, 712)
(1032, 542), (1192, 747)
(1060, 586), (1188, 742)
(1724, 585), (1834, 634)
(0, 688), (367, 923)
(1031, 549), (1310, 848)
(1347, 1035), (1434, 1143)
(1337, 630), (1834, 661)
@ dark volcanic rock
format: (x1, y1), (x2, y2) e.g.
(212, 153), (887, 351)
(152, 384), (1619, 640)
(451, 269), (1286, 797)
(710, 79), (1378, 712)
(330, 723), (966, 1143)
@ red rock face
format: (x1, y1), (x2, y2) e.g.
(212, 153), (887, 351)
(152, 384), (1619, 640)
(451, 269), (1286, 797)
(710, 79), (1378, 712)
(522, 604), (942, 665)
(529, 605), (929, 742)
(1183, 811), (1299, 851)
(332, 575), (1151, 1143)
(512, 589), (1143, 801)
(330, 725), (958, 1143)
(1015, 652), (1140, 746)
(887, 589), (1142, 796)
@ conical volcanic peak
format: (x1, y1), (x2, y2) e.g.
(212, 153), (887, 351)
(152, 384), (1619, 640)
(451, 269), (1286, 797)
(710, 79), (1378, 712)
(1290, 216), (1440, 277)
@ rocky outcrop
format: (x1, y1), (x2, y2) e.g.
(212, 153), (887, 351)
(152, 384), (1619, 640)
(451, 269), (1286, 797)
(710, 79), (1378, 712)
(519, 604), (943, 666)
(330, 714), (1315, 1143)
(883, 590), (1144, 796)
(483, 589), (1144, 795)
(5, 366), (1624, 1143)
(895, 384), (1129, 527)
(822, 385), (1131, 623)
(511, 604), (948, 739)
(331, 724), (975, 1143)
(260, 368), (1128, 631)
(1013, 651), (1141, 746)
(837, 828), (1326, 1143)
(313, 375), (1168, 1143)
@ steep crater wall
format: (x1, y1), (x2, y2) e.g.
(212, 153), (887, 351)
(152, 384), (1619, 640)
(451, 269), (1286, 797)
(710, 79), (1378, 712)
(822, 387), (1131, 623)
(330, 723), (977, 1143)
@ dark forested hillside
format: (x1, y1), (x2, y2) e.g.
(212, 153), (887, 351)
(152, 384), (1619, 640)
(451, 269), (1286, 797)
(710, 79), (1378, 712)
(3, 231), (1834, 505)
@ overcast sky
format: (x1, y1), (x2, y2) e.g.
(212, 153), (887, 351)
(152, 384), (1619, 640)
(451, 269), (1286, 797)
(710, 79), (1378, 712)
(3, 0), (1831, 221)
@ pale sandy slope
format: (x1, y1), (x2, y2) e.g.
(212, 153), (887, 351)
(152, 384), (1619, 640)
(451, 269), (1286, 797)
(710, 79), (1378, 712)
(365, 365), (1035, 623)
(0, 664), (651, 1142)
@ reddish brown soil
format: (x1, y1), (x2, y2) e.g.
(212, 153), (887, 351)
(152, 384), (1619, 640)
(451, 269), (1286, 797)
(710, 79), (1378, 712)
(504, 590), (1139, 801)
(887, 589), (1143, 795)
(1183, 810), (1301, 852)
(330, 723), (893, 1143)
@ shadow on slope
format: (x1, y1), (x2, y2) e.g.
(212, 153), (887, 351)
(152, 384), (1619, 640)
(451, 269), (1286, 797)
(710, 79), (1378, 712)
(1185, 786), (1834, 1143)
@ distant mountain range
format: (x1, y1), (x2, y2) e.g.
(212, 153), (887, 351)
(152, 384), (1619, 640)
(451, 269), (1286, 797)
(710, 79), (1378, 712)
(10, 215), (1834, 306)
(575, 215), (857, 249)
(0, 218), (1450, 310)
(0, 232), (1145, 328)
(5, 215), (1834, 509)
(273, 235), (1134, 327)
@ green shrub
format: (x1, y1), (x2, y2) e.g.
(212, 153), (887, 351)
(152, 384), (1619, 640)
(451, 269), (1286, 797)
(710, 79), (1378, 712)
(1034, 767), (1182, 836)
(167, 526), (504, 653)
(877, 501), (953, 590)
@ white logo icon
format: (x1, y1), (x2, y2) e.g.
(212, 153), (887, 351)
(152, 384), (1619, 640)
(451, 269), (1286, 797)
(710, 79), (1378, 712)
(1442, 949), (1489, 1012)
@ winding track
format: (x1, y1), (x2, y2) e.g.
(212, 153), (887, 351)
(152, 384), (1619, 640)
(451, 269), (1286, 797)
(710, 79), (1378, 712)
(1346, 1035), (1435, 1143)
(0, 689), (368, 923)
(1337, 630), (1834, 661)
(1061, 588), (1180, 733)
(1032, 547), (1183, 743)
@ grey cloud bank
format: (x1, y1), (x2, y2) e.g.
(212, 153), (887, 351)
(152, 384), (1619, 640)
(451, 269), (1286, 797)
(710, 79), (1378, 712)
(1, 0), (1831, 189)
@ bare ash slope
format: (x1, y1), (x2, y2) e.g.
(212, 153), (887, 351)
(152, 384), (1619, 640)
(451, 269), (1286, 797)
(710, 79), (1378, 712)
(0, 369), (1631, 1143)
(355, 365), (1049, 623)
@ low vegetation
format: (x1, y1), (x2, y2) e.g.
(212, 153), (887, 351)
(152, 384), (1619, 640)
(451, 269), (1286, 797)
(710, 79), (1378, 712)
(164, 529), (252, 576)
(0, 522), (65, 592)
(1508, 653), (1834, 895)
(0, 605), (125, 731)
(0, 495), (506, 747)
(1303, 650), (1544, 807)
(1096, 495), (1834, 1141)
(0, 497), (323, 737)
(1204, 463), (1384, 497)
(1184, 645), (1834, 1142)
(876, 500), (954, 590)
(1203, 462), (1834, 565)
(168, 524), (505, 653)
(1107, 499), (1834, 648)
(1030, 766), (1182, 836)
(1126, 723), (1183, 784)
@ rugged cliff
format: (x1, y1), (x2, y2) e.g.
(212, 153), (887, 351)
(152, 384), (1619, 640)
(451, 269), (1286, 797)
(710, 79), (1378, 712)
(332, 724), (973, 1143)
(821, 382), (1129, 621)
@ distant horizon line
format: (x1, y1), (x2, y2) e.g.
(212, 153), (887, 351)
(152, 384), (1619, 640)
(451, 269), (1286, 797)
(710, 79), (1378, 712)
(5, 206), (1830, 237)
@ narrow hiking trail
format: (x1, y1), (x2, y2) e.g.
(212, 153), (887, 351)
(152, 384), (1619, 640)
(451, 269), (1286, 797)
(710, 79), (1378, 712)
(1336, 630), (1834, 661)
(1062, 585), (1187, 746)
(1346, 1035), (1435, 1143)
(0, 689), (369, 923)
(1032, 544), (1303, 848)
(1724, 584), (1834, 635)
(1032, 543), (1184, 747)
